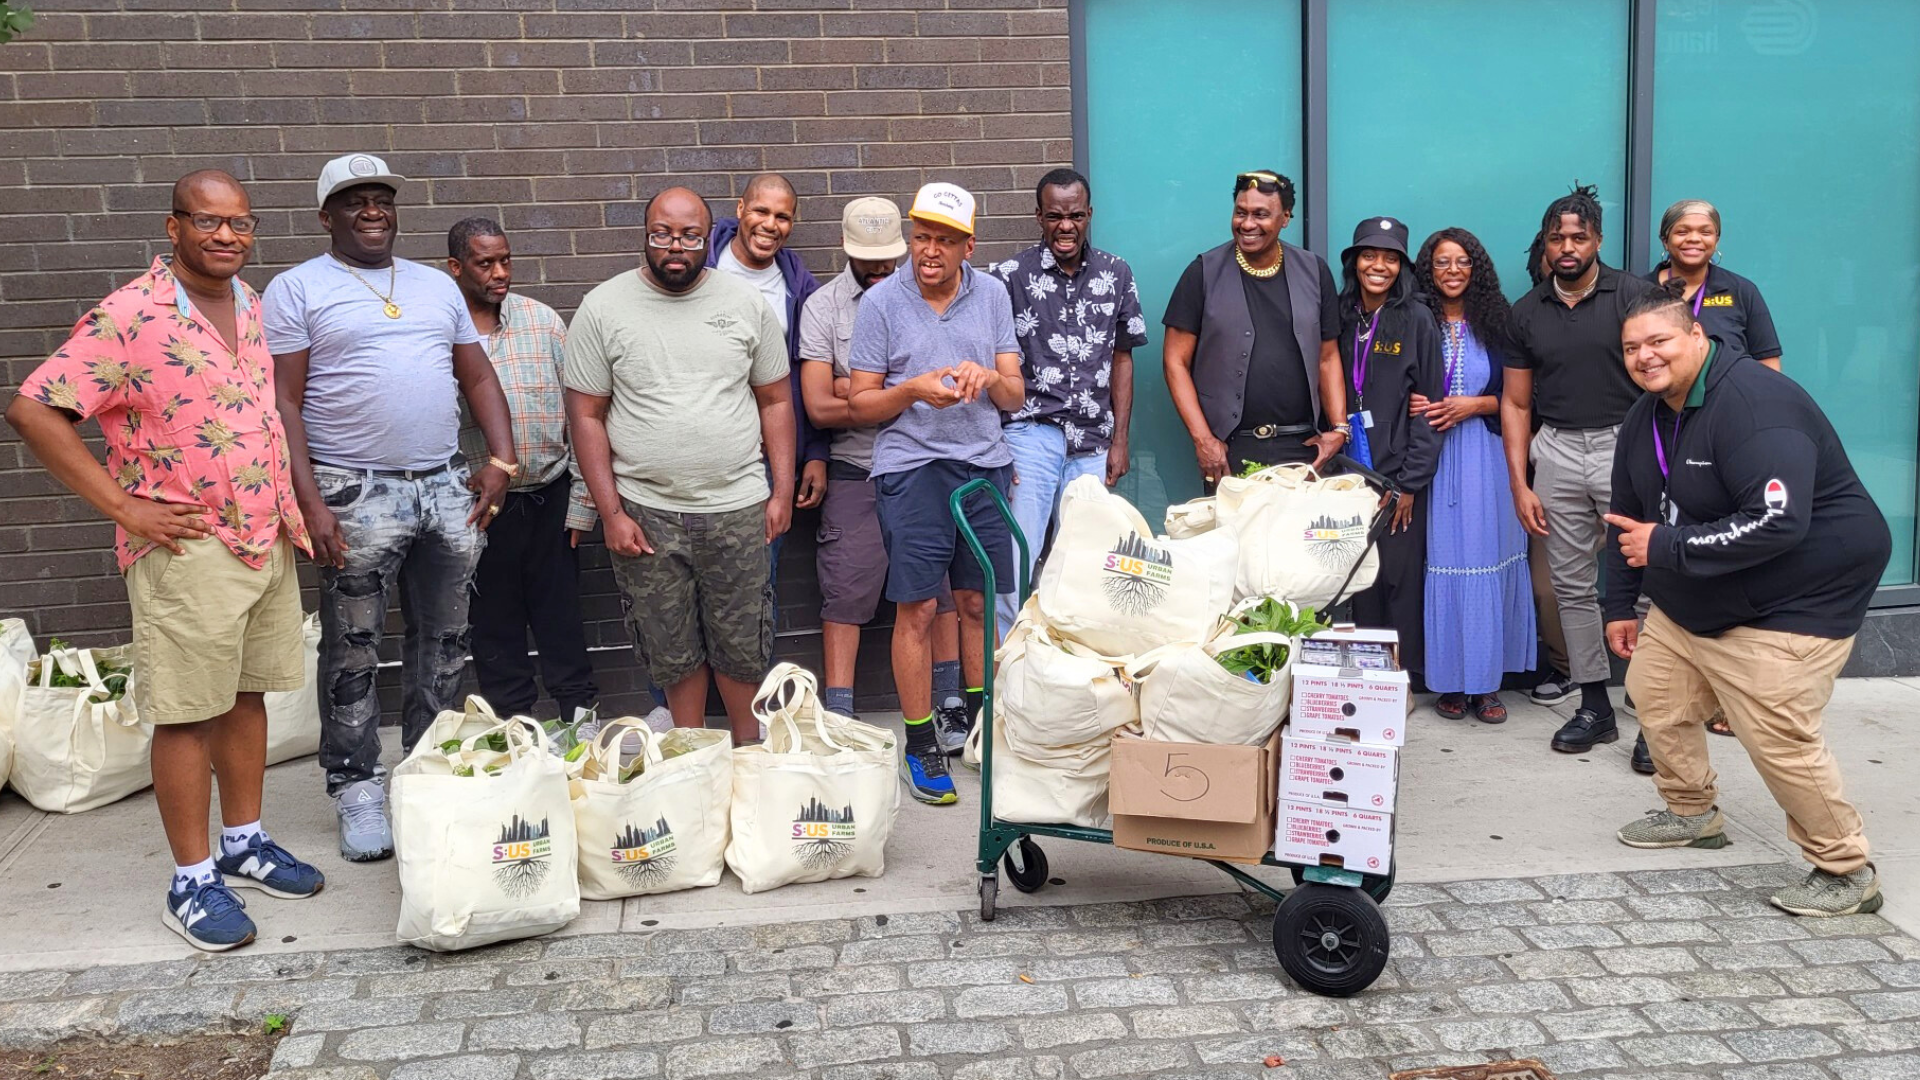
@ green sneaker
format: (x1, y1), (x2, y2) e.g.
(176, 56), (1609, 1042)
(1616, 807), (1731, 849)
(1770, 866), (1882, 918)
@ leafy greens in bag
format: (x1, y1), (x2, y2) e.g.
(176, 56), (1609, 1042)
(1213, 599), (1327, 684)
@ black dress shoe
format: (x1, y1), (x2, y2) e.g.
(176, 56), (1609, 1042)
(1551, 709), (1619, 753)
(1631, 732), (1655, 775)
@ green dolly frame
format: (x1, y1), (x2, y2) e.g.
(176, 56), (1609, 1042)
(949, 468), (1397, 997)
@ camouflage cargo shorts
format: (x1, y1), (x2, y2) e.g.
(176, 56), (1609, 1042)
(609, 499), (774, 688)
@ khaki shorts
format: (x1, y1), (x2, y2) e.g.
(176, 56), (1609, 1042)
(125, 536), (305, 724)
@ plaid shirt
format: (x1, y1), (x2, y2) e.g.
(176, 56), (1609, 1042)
(459, 292), (571, 492)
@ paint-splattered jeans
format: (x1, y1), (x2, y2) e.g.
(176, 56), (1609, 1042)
(312, 460), (484, 795)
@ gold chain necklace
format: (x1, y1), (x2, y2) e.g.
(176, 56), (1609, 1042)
(1552, 271), (1597, 306)
(333, 254), (402, 319)
(1235, 245), (1283, 279)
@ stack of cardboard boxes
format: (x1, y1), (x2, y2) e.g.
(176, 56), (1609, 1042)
(1277, 627), (1406, 875)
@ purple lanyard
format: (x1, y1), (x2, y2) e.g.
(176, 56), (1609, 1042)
(1653, 409), (1683, 479)
(1691, 284), (1706, 320)
(1350, 309), (1380, 402)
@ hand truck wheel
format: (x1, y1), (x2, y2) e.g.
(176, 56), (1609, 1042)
(979, 875), (999, 922)
(1272, 883), (1390, 997)
(1002, 837), (1049, 894)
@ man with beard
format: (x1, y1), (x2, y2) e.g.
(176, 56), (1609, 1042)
(563, 187), (794, 746)
(445, 217), (599, 733)
(1162, 170), (1348, 488)
(848, 182), (1024, 806)
(709, 173), (829, 524)
(798, 198), (966, 726)
(265, 154), (516, 862)
(9, 171), (324, 950)
(985, 168), (1149, 651)
(1502, 184), (1656, 761)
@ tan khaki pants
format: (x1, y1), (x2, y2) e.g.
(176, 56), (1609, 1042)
(1626, 606), (1868, 875)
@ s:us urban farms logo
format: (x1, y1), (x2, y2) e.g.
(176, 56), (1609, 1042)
(492, 814), (553, 899)
(1101, 531), (1174, 616)
(611, 816), (678, 889)
(1302, 513), (1367, 570)
(792, 796), (857, 871)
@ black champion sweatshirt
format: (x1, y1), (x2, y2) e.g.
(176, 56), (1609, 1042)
(1603, 344), (1891, 638)
(1338, 298), (1445, 493)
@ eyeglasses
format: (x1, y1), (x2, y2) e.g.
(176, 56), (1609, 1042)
(1430, 257), (1473, 271)
(646, 232), (707, 250)
(1235, 170), (1290, 194)
(172, 210), (259, 235)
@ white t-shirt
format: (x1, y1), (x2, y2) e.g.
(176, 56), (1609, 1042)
(717, 245), (791, 336)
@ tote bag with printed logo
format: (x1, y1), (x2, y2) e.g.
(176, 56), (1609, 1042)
(568, 719), (732, 901)
(726, 664), (900, 895)
(10, 644), (152, 814)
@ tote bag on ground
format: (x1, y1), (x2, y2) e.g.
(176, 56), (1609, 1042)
(9, 644), (152, 814)
(726, 664), (899, 894)
(1036, 475), (1238, 658)
(262, 614), (321, 766)
(569, 719), (731, 901)
(393, 697), (579, 951)
(0, 619), (35, 787)
(1131, 611), (1295, 747)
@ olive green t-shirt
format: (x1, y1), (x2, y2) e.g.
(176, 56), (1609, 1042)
(564, 268), (790, 514)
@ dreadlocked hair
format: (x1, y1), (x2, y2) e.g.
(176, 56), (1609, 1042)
(1540, 182), (1603, 236)
(1623, 276), (1697, 329)
(1525, 228), (1549, 287)
(1414, 227), (1514, 353)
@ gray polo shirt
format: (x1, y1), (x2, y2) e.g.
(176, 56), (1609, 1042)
(798, 264), (881, 473)
(848, 264), (1019, 478)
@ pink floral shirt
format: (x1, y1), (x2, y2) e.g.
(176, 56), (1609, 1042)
(19, 257), (312, 571)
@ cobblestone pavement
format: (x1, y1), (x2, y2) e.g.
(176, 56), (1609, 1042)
(3, 863), (1919, 1080)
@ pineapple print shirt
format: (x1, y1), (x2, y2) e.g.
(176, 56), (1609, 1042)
(20, 257), (312, 571)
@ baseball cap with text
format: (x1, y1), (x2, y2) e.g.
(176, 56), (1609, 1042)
(315, 153), (406, 210)
(840, 197), (908, 260)
(908, 182), (976, 237)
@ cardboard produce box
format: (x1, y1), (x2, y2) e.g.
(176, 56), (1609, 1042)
(1290, 627), (1409, 747)
(1276, 798), (1393, 873)
(1109, 727), (1282, 864)
(1281, 735), (1399, 813)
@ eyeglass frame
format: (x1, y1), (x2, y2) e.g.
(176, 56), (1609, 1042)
(645, 231), (708, 250)
(1429, 257), (1474, 271)
(171, 209), (261, 236)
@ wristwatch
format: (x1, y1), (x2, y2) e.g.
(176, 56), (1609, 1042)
(488, 456), (521, 479)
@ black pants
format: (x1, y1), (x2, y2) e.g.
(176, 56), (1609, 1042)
(1348, 489), (1427, 680)
(470, 474), (598, 717)
(1204, 429), (1318, 493)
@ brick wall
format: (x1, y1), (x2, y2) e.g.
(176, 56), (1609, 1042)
(0, 1), (1072, 717)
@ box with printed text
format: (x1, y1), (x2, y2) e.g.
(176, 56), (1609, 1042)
(1280, 735), (1399, 813)
(1109, 727), (1282, 864)
(1275, 798), (1393, 873)
(1289, 627), (1409, 747)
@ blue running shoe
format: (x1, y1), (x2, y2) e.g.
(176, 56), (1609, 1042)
(218, 835), (326, 900)
(162, 880), (256, 952)
(901, 744), (958, 805)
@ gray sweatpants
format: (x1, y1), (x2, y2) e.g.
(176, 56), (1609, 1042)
(1530, 423), (1617, 686)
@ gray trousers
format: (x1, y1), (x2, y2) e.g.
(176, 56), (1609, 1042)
(1530, 424), (1617, 686)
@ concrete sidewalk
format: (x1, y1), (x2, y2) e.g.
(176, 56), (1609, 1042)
(2, 680), (1916, 972)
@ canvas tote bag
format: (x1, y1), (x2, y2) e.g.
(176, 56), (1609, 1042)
(393, 697), (580, 951)
(569, 719), (732, 901)
(1036, 475), (1238, 658)
(1130, 614), (1295, 747)
(1231, 469), (1380, 607)
(0, 619), (34, 788)
(726, 664), (900, 895)
(10, 644), (152, 814)
(262, 614), (322, 766)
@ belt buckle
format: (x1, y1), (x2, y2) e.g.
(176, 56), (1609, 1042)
(1253, 424), (1278, 439)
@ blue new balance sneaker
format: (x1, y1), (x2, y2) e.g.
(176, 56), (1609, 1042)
(902, 744), (958, 806)
(163, 880), (256, 952)
(217, 835), (326, 900)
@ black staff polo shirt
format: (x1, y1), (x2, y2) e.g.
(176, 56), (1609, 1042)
(1643, 262), (1782, 363)
(1507, 263), (1656, 430)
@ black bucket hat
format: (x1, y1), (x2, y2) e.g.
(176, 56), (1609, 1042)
(1342, 216), (1412, 262)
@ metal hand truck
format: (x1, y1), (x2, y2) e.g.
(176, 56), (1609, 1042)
(948, 455), (1400, 997)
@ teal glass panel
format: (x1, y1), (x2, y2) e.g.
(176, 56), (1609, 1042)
(1083, 0), (1303, 524)
(1328, 0), (1629, 300)
(1654, 0), (1919, 585)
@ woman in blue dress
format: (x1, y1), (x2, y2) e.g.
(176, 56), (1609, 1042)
(1412, 228), (1536, 722)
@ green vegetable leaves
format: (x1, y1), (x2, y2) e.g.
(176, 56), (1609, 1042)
(1212, 599), (1328, 684)
(39, 639), (131, 702)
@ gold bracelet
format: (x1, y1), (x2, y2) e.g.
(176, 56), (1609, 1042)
(488, 456), (521, 478)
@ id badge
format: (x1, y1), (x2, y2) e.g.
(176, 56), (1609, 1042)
(1358, 409), (1375, 430)
(1658, 490), (1679, 526)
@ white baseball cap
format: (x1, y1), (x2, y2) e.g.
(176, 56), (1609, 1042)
(316, 153), (406, 209)
(841, 197), (907, 260)
(908, 182), (976, 237)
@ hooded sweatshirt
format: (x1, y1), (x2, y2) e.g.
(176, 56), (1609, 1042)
(708, 217), (828, 465)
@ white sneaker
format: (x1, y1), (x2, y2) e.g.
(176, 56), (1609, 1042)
(643, 705), (676, 734)
(335, 780), (393, 862)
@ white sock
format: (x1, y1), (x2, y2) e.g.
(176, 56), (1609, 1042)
(173, 858), (218, 892)
(220, 820), (266, 857)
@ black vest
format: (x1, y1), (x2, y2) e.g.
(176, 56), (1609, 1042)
(1191, 240), (1325, 439)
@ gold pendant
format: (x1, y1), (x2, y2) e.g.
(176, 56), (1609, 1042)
(383, 302), (401, 319)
